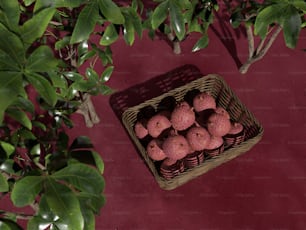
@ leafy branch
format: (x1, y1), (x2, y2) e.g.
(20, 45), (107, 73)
(230, 0), (306, 74)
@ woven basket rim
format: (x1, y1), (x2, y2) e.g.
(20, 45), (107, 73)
(121, 74), (264, 190)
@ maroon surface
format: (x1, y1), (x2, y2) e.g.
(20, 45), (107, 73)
(93, 27), (306, 229)
(2, 18), (306, 230)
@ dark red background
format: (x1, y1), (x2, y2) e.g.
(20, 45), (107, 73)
(2, 9), (306, 230)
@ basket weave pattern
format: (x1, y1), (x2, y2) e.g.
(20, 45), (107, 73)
(122, 74), (263, 190)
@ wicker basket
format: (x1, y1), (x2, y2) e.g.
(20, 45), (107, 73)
(121, 74), (263, 190)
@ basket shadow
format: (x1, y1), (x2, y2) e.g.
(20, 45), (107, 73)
(109, 64), (203, 121)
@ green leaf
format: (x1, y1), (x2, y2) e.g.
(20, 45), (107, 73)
(80, 208), (95, 230)
(51, 0), (86, 8)
(169, 0), (186, 41)
(91, 151), (104, 174)
(0, 71), (23, 124)
(99, 84), (114, 95)
(69, 149), (105, 171)
(11, 97), (35, 114)
(0, 50), (20, 71)
(53, 0), (86, 8)
(52, 163), (105, 194)
(98, 0), (125, 24)
(55, 36), (71, 50)
(0, 0), (20, 31)
(151, 1), (169, 29)
(123, 15), (135, 46)
(188, 18), (203, 33)
(78, 50), (96, 66)
(91, 44), (113, 66)
(0, 173), (9, 192)
(230, 11), (244, 29)
(78, 192), (106, 214)
(100, 66), (114, 83)
(100, 24), (119, 46)
(24, 0), (36, 6)
(30, 144), (41, 156)
(28, 194), (82, 230)
(34, 0), (86, 9)
(70, 1), (99, 44)
(282, 6), (301, 48)
(177, 0), (192, 9)
(254, 4), (285, 38)
(86, 68), (99, 82)
(78, 41), (89, 57)
(293, 0), (306, 12)
(20, 7), (56, 46)
(44, 179), (84, 230)
(56, 132), (69, 152)
(132, 0), (144, 14)
(11, 176), (44, 207)
(49, 71), (68, 89)
(69, 81), (92, 92)
(0, 24), (25, 64)
(6, 108), (32, 130)
(192, 35), (209, 52)
(25, 73), (58, 107)
(124, 7), (143, 38)
(17, 129), (37, 140)
(32, 121), (47, 131)
(69, 150), (94, 165)
(0, 159), (18, 175)
(64, 72), (84, 82)
(184, 4), (195, 26)
(0, 141), (15, 157)
(27, 215), (50, 230)
(27, 195), (58, 230)
(26, 46), (58, 72)
(0, 219), (23, 230)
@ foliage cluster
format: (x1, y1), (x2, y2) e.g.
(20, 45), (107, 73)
(0, 0), (305, 229)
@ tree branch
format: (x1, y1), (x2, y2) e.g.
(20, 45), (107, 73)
(240, 25), (282, 74)
(0, 210), (33, 220)
(76, 93), (100, 127)
(255, 36), (266, 56)
(246, 25), (254, 58)
(167, 33), (181, 54)
(254, 26), (282, 61)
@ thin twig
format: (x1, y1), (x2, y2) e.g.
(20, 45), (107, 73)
(254, 26), (282, 61)
(45, 29), (58, 39)
(243, 13), (257, 21)
(255, 27), (273, 55)
(0, 210), (33, 220)
(30, 202), (39, 213)
(240, 25), (282, 74)
(49, 21), (63, 27)
(76, 104), (94, 128)
(90, 55), (99, 69)
(246, 25), (254, 58)
(35, 162), (46, 171)
(85, 94), (100, 124)
(1, 171), (10, 180)
(255, 37), (266, 56)
(167, 33), (181, 54)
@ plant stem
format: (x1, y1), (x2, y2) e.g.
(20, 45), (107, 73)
(30, 202), (39, 212)
(167, 33), (181, 54)
(0, 210), (33, 220)
(246, 25), (254, 58)
(240, 26), (282, 74)
(67, 44), (100, 127)
(76, 93), (100, 127)
(35, 162), (46, 171)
